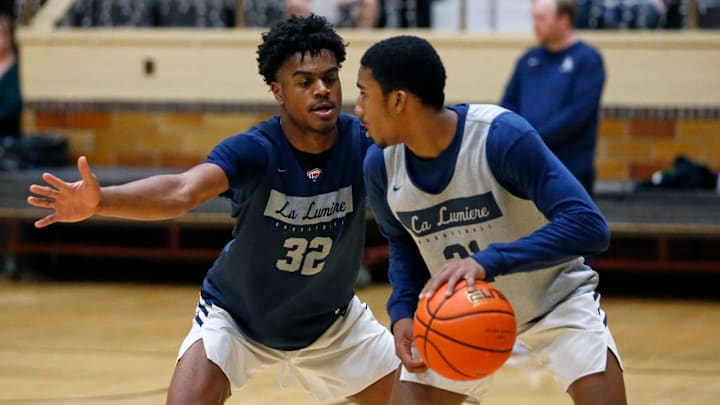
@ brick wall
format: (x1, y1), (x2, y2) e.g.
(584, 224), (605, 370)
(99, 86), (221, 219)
(23, 103), (720, 180)
(596, 108), (720, 180)
(24, 104), (275, 168)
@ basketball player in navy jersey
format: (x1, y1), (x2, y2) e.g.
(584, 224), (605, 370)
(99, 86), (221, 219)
(26, 15), (398, 405)
(356, 35), (626, 404)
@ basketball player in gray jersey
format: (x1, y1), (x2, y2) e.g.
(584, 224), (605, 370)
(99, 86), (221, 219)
(27, 15), (398, 405)
(357, 35), (626, 404)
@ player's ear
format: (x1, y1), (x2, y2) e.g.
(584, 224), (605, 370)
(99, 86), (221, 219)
(392, 90), (408, 113)
(270, 82), (284, 105)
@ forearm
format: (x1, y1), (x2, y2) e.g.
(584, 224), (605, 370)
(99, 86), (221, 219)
(386, 238), (431, 325)
(97, 176), (190, 219)
(535, 104), (596, 147)
(97, 175), (203, 219)
(474, 207), (609, 280)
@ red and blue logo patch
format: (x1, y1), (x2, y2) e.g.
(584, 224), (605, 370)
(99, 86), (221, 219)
(306, 168), (322, 182)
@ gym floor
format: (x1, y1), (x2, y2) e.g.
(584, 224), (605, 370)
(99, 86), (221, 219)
(1, 265), (719, 405)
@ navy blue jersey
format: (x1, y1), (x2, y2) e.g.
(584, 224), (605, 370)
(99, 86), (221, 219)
(201, 114), (372, 350)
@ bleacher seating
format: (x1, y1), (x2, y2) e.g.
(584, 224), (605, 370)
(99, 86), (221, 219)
(155, 0), (235, 28)
(48, 0), (720, 30)
(58, 0), (237, 28)
(575, 0), (683, 29)
(698, 0), (720, 28)
(573, 0), (719, 30)
(62, 0), (156, 27)
(7, 0), (47, 25)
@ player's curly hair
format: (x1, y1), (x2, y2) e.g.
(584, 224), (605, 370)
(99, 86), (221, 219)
(257, 14), (347, 86)
(360, 35), (446, 110)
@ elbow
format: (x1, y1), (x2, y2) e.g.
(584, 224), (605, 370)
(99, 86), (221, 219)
(560, 209), (610, 256)
(598, 222), (611, 253)
(587, 216), (611, 255)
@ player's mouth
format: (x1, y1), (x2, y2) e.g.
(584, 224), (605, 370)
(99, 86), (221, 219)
(360, 121), (372, 137)
(311, 102), (336, 119)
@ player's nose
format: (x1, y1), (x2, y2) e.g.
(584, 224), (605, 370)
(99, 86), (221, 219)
(313, 80), (330, 97)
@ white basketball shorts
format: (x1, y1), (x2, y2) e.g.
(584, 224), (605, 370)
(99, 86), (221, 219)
(400, 290), (623, 400)
(177, 294), (399, 402)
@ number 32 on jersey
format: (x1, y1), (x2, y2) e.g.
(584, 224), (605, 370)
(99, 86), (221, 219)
(276, 237), (333, 275)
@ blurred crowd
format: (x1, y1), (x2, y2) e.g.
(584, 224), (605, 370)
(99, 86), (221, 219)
(52, 0), (435, 29)
(0, 0), (713, 30)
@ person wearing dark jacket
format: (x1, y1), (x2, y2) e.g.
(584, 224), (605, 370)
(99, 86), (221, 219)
(501, 0), (605, 196)
(0, 14), (21, 138)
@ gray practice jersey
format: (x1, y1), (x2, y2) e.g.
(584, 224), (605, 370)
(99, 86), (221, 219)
(380, 104), (599, 325)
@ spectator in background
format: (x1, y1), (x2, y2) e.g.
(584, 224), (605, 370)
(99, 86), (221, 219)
(284, 0), (312, 18)
(247, 0), (423, 29)
(0, 14), (21, 138)
(501, 0), (605, 196)
(286, 0), (380, 28)
(244, 0), (379, 28)
(628, 0), (667, 29)
(330, 0), (381, 28)
(377, 0), (434, 28)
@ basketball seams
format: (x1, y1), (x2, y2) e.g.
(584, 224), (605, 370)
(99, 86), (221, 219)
(413, 280), (517, 380)
(430, 309), (515, 321)
(421, 299), (430, 370)
(425, 327), (514, 352)
(415, 335), (479, 380)
(420, 290), (452, 371)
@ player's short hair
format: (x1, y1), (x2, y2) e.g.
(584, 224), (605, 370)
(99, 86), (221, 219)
(257, 14), (347, 85)
(360, 35), (446, 110)
(556, 0), (575, 22)
(532, 0), (575, 23)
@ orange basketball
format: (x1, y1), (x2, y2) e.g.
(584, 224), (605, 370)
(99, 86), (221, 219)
(413, 279), (517, 381)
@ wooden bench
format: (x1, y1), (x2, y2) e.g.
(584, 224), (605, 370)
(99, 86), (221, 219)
(0, 166), (236, 278)
(2, 169), (719, 278)
(591, 184), (720, 273)
(364, 183), (720, 274)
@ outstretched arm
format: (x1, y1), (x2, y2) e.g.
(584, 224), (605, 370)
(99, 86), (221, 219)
(27, 156), (229, 228)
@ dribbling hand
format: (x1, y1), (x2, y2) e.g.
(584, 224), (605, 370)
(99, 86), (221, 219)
(393, 318), (427, 373)
(27, 156), (101, 228)
(419, 257), (487, 300)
